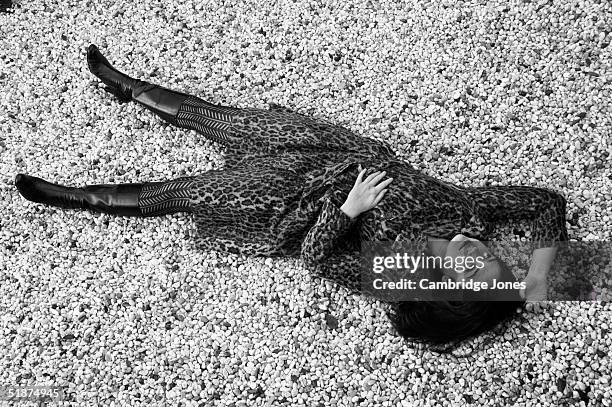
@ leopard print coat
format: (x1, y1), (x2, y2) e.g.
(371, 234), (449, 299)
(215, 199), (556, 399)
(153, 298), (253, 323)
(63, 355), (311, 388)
(181, 100), (568, 291)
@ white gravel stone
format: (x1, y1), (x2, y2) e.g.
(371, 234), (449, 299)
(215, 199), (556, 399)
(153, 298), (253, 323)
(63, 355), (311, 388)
(1, 0), (611, 406)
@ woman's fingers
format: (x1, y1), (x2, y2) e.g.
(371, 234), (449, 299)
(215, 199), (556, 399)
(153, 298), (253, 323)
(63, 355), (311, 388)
(373, 189), (388, 206)
(364, 170), (384, 184)
(363, 171), (380, 183)
(374, 177), (393, 192)
(356, 168), (368, 185)
(369, 171), (388, 186)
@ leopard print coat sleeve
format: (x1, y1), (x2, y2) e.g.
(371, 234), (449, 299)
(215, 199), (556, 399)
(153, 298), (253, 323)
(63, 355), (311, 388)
(301, 189), (356, 269)
(300, 188), (365, 293)
(464, 185), (569, 248)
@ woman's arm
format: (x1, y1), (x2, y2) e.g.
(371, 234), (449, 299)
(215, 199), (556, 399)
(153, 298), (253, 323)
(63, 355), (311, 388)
(467, 185), (568, 300)
(467, 185), (568, 246)
(300, 190), (357, 269)
(301, 168), (393, 285)
(300, 189), (367, 294)
(520, 247), (558, 301)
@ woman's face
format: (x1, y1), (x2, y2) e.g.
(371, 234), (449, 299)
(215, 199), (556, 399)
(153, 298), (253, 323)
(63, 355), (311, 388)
(442, 234), (503, 284)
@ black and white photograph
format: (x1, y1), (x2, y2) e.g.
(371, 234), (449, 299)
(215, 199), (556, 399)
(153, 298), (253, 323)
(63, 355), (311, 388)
(1, 0), (611, 405)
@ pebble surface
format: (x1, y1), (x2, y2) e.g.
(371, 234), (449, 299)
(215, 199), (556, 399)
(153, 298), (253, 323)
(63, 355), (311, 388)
(1, 0), (611, 406)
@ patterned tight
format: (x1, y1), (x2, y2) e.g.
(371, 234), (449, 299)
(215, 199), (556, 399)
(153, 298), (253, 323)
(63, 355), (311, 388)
(135, 92), (239, 217)
(174, 96), (237, 145)
(138, 176), (196, 217)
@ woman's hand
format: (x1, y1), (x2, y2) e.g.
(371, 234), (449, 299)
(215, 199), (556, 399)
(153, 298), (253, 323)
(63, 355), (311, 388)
(519, 247), (557, 302)
(520, 273), (548, 302)
(340, 167), (393, 219)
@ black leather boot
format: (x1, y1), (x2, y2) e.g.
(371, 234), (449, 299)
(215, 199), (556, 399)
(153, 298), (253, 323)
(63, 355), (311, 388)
(87, 44), (190, 124)
(0, 0), (12, 13)
(15, 173), (144, 217)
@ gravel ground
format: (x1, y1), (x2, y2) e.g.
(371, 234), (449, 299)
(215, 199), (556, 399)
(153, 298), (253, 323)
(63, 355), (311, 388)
(1, 0), (611, 405)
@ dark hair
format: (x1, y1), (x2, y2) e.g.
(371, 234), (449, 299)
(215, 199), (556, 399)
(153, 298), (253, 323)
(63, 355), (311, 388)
(387, 260), (525, 355)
